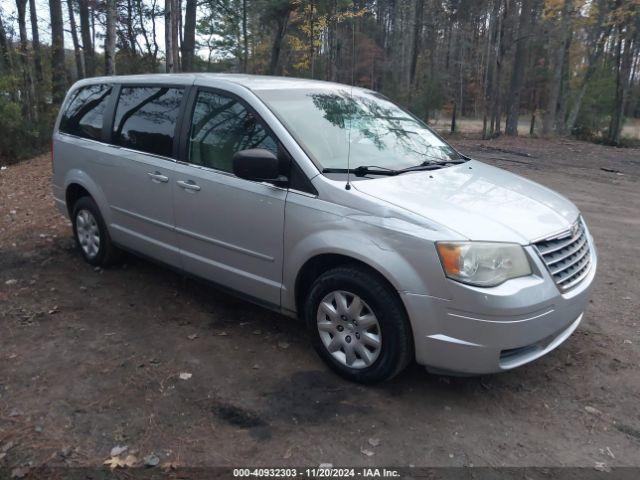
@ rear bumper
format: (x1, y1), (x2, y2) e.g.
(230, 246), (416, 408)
(402, 242), (597, 375)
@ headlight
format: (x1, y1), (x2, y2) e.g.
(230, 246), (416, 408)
(436, 242), (531, 287)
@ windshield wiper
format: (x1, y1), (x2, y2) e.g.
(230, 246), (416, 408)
(322, 159), (467, 177)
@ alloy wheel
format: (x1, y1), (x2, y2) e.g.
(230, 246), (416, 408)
(76, 209), (101, 258)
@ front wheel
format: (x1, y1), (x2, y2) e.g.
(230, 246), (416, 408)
(304, 266), (413, 383)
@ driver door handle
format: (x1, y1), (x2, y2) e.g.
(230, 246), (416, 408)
(177, 180), (201, 192)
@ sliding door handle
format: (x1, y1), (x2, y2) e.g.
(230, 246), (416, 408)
(177, 180), (201, 192)
(147, 172), (169, 183)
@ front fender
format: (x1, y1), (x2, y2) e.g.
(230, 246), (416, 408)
(281, 193), (452, 313)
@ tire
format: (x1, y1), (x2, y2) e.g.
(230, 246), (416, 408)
(71, 196), (121, 267)
(304, 265), (413, 383)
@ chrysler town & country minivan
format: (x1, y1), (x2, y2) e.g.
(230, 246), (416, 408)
(52, 74), (597, 382)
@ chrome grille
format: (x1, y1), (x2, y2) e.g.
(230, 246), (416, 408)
(534, 218), (592, 291)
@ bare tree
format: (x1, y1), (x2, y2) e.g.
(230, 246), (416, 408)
(0, 13), (13, 73)
(164, 0), (173, 72)
(505, 0), (536, 136)
(542, 0), (573, 135)
(49, 0), (67, 103)
(171, 0), (180, 71)
(67, 0), (85, 78)
(16, 0), (37, 119)
(267, 1), (293, 76)
(28, 0), (43, 84)
(78, 0), (94, 76)
(181, 0), (197, 71)
(165, 0), (182, 72)
(105, 0), (117, 74)
(607, 10), (639, 145)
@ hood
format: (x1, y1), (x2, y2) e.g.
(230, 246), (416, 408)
(353, 160), (579, 243)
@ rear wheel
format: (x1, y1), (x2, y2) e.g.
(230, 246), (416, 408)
(304, 265), (413, 383)
(72, 196), (121, 267)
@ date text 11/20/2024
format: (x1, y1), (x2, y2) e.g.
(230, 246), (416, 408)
(233, 468), (401, 478)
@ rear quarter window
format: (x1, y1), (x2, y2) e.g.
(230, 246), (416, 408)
(59, 84), (112, 141)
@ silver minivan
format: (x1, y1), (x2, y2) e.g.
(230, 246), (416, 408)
(52, 74), (597, 383)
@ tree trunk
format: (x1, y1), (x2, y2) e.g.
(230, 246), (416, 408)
(126, 0), (137, 54)
(566, 2), (613, 132)
(49, 0), (67, 104)
(78, 0), (94, 76)
(242, 0), (248, 72)
(491, 0), (510, 136)
(309, 0), (315, 78)
(0, 15), (13, 73)
(327, 0), (338, 81)
(16, 0), (37, 119)
(28, 0), (43, 84)
(483, 0), (501, 139)
(555, 23), (573, 134)
(607, 20), (638, 145)
(268, 7), (291, 76)
(151, 0), (160, 61)
(67, 0), (85, 78)
(505, 0), (535, 136)
(181, 0), (197, 71)
(164, 0), (173, 72)
(105, 0), (117, 75)
(542, 0), (572, 135)
(171, 0), (181, 71)
(409, 0), (424, 92)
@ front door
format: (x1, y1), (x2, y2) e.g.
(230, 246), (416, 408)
(173, 89), (287, 306)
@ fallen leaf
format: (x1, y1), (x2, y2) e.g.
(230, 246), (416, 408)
(10, 466), (29, 478)
(585, 406), (602, 416)
(104, 457), (124, 470)
(368, 438), (380, 447)
(179, 372), (192, 380)
(360, 448), (375, 457)
(110, 445), (128, 457)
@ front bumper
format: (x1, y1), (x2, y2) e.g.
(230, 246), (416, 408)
(402, 241), (597, 375)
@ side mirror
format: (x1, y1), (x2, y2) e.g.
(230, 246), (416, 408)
(232, 148), (287, 183)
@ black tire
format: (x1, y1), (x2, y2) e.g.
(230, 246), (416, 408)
(304, 265), (413, 383)
(71, 196), (121, 267)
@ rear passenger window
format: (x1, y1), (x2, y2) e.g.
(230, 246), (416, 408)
(188, 90), (278, 173)
(113, 87), (183, 157)
(59, 84), (112, 140)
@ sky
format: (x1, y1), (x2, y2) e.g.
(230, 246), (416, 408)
(0, 0), (172, 56)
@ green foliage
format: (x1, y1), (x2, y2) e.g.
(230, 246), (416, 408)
(0, 76), (53, 164)
(411, 74), (447, 122)
(572, 66), (616, 141)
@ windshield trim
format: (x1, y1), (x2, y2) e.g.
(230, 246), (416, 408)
(254, 86), (468, 178)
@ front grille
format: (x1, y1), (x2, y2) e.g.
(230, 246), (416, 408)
(534, 218), (592, 291)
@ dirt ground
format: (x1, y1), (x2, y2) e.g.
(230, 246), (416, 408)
(1, 136), (639, 474)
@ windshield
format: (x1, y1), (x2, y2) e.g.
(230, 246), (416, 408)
(257, 87), (462, 171)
